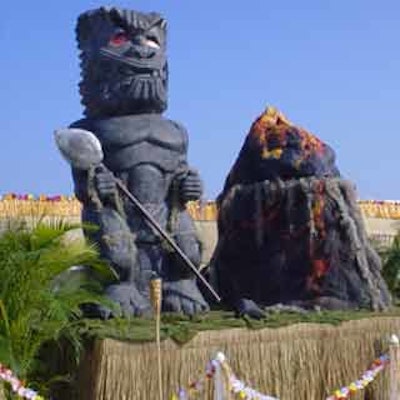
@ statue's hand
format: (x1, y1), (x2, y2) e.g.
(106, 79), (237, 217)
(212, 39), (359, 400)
(95, 167), (118, 202)
(178, 168), (203, 203)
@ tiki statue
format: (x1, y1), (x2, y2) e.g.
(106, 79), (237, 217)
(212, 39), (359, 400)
(68, 6), (209, 316)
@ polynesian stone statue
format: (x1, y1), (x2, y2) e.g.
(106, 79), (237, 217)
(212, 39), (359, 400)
(67, 7), (209, 316)
(212, 107), (391, 317)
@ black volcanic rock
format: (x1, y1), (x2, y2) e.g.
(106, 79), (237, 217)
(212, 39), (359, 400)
(212, 107), (391, 315)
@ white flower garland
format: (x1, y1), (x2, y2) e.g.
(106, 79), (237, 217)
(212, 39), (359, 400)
(0, 363), (43, 399)
(172, 353), (279, 400)
(215, 352), (279, 400)
(326, 353), (390, 400)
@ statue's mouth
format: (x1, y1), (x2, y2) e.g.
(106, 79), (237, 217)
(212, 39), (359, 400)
(99, 48), (164, 76)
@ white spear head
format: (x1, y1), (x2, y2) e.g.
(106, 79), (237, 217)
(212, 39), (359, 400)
(54, 128), (104, 170)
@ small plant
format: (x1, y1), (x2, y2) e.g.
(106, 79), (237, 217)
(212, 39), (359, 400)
(380, 234), (400, 300)
(0, 217), (116, 398)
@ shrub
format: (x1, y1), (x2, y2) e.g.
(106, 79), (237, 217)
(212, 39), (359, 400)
(380, 234), (400, 300)
(0, 218), (115, 398)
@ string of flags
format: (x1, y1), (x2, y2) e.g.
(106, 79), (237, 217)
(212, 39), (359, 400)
(0, 363), (43, 399)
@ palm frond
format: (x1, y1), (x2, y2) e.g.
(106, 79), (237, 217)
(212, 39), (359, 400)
(381, 234), (400, 298)
(0, 216), (114, 393)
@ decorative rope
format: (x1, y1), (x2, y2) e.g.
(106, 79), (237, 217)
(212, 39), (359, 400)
(0, 363), (43, 399)
(171, 352), (279, 400)
(216, 352), (280, 400)
(171, 345), (397, 400)
(170, 358), (216, 399)
(326, 353), (390, 399)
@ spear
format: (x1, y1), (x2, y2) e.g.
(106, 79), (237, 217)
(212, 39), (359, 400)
(54, 128), (221, 303)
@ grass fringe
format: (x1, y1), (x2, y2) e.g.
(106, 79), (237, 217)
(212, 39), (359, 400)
(73, 315), (400, 400)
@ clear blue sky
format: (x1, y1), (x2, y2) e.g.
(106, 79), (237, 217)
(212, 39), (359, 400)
(1, 0), (400, 200)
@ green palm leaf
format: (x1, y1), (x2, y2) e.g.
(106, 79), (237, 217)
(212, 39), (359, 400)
(381, 234), (400, 299)
(0, 217), (115, 396)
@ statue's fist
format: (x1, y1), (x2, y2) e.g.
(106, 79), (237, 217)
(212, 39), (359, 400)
(95, 167), (117, 201)
(178, 168), (203, 203)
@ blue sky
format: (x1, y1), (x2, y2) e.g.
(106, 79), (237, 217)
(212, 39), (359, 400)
(1, 0), (400, 200)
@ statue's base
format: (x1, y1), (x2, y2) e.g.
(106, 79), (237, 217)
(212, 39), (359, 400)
(76, 316), (400, 399)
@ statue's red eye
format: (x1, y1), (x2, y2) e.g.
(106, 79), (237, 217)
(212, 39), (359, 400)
(110, 32), (128, 46)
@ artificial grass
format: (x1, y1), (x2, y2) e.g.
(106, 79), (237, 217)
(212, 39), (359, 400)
(77, 307), (400, 345)
(69, 309), (400, 400)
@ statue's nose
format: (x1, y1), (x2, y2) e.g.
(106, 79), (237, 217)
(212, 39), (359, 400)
(125, 37), (156, 59)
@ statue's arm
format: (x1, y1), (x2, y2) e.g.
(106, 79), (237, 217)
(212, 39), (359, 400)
(173, 123), (203, 204)
(72, 162), (121, 206)
(72, 167), (91, 204)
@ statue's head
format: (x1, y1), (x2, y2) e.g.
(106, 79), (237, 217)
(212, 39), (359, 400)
(77, 7), (168, 118)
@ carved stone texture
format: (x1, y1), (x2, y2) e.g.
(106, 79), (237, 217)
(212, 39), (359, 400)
(69, 7), (208, 317)
(212, 107), (391, 316)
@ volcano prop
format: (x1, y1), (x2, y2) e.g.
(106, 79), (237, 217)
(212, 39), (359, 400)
(212, 107), (391, 314)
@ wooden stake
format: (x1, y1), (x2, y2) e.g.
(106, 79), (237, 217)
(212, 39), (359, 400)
(389, 334), (400, 400)
(150, 278), (163, 400)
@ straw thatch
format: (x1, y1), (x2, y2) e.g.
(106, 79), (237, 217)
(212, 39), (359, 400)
(2, 197), (400, 220)
(77, 317), (400, 400)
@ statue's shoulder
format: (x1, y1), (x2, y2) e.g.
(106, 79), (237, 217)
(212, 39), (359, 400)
(69, 118), (93, 130)
(163, 117), (188, 146)
(68, 115), (188, 150)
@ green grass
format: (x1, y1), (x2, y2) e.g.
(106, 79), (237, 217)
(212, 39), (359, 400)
(77, 307), (400, 345)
